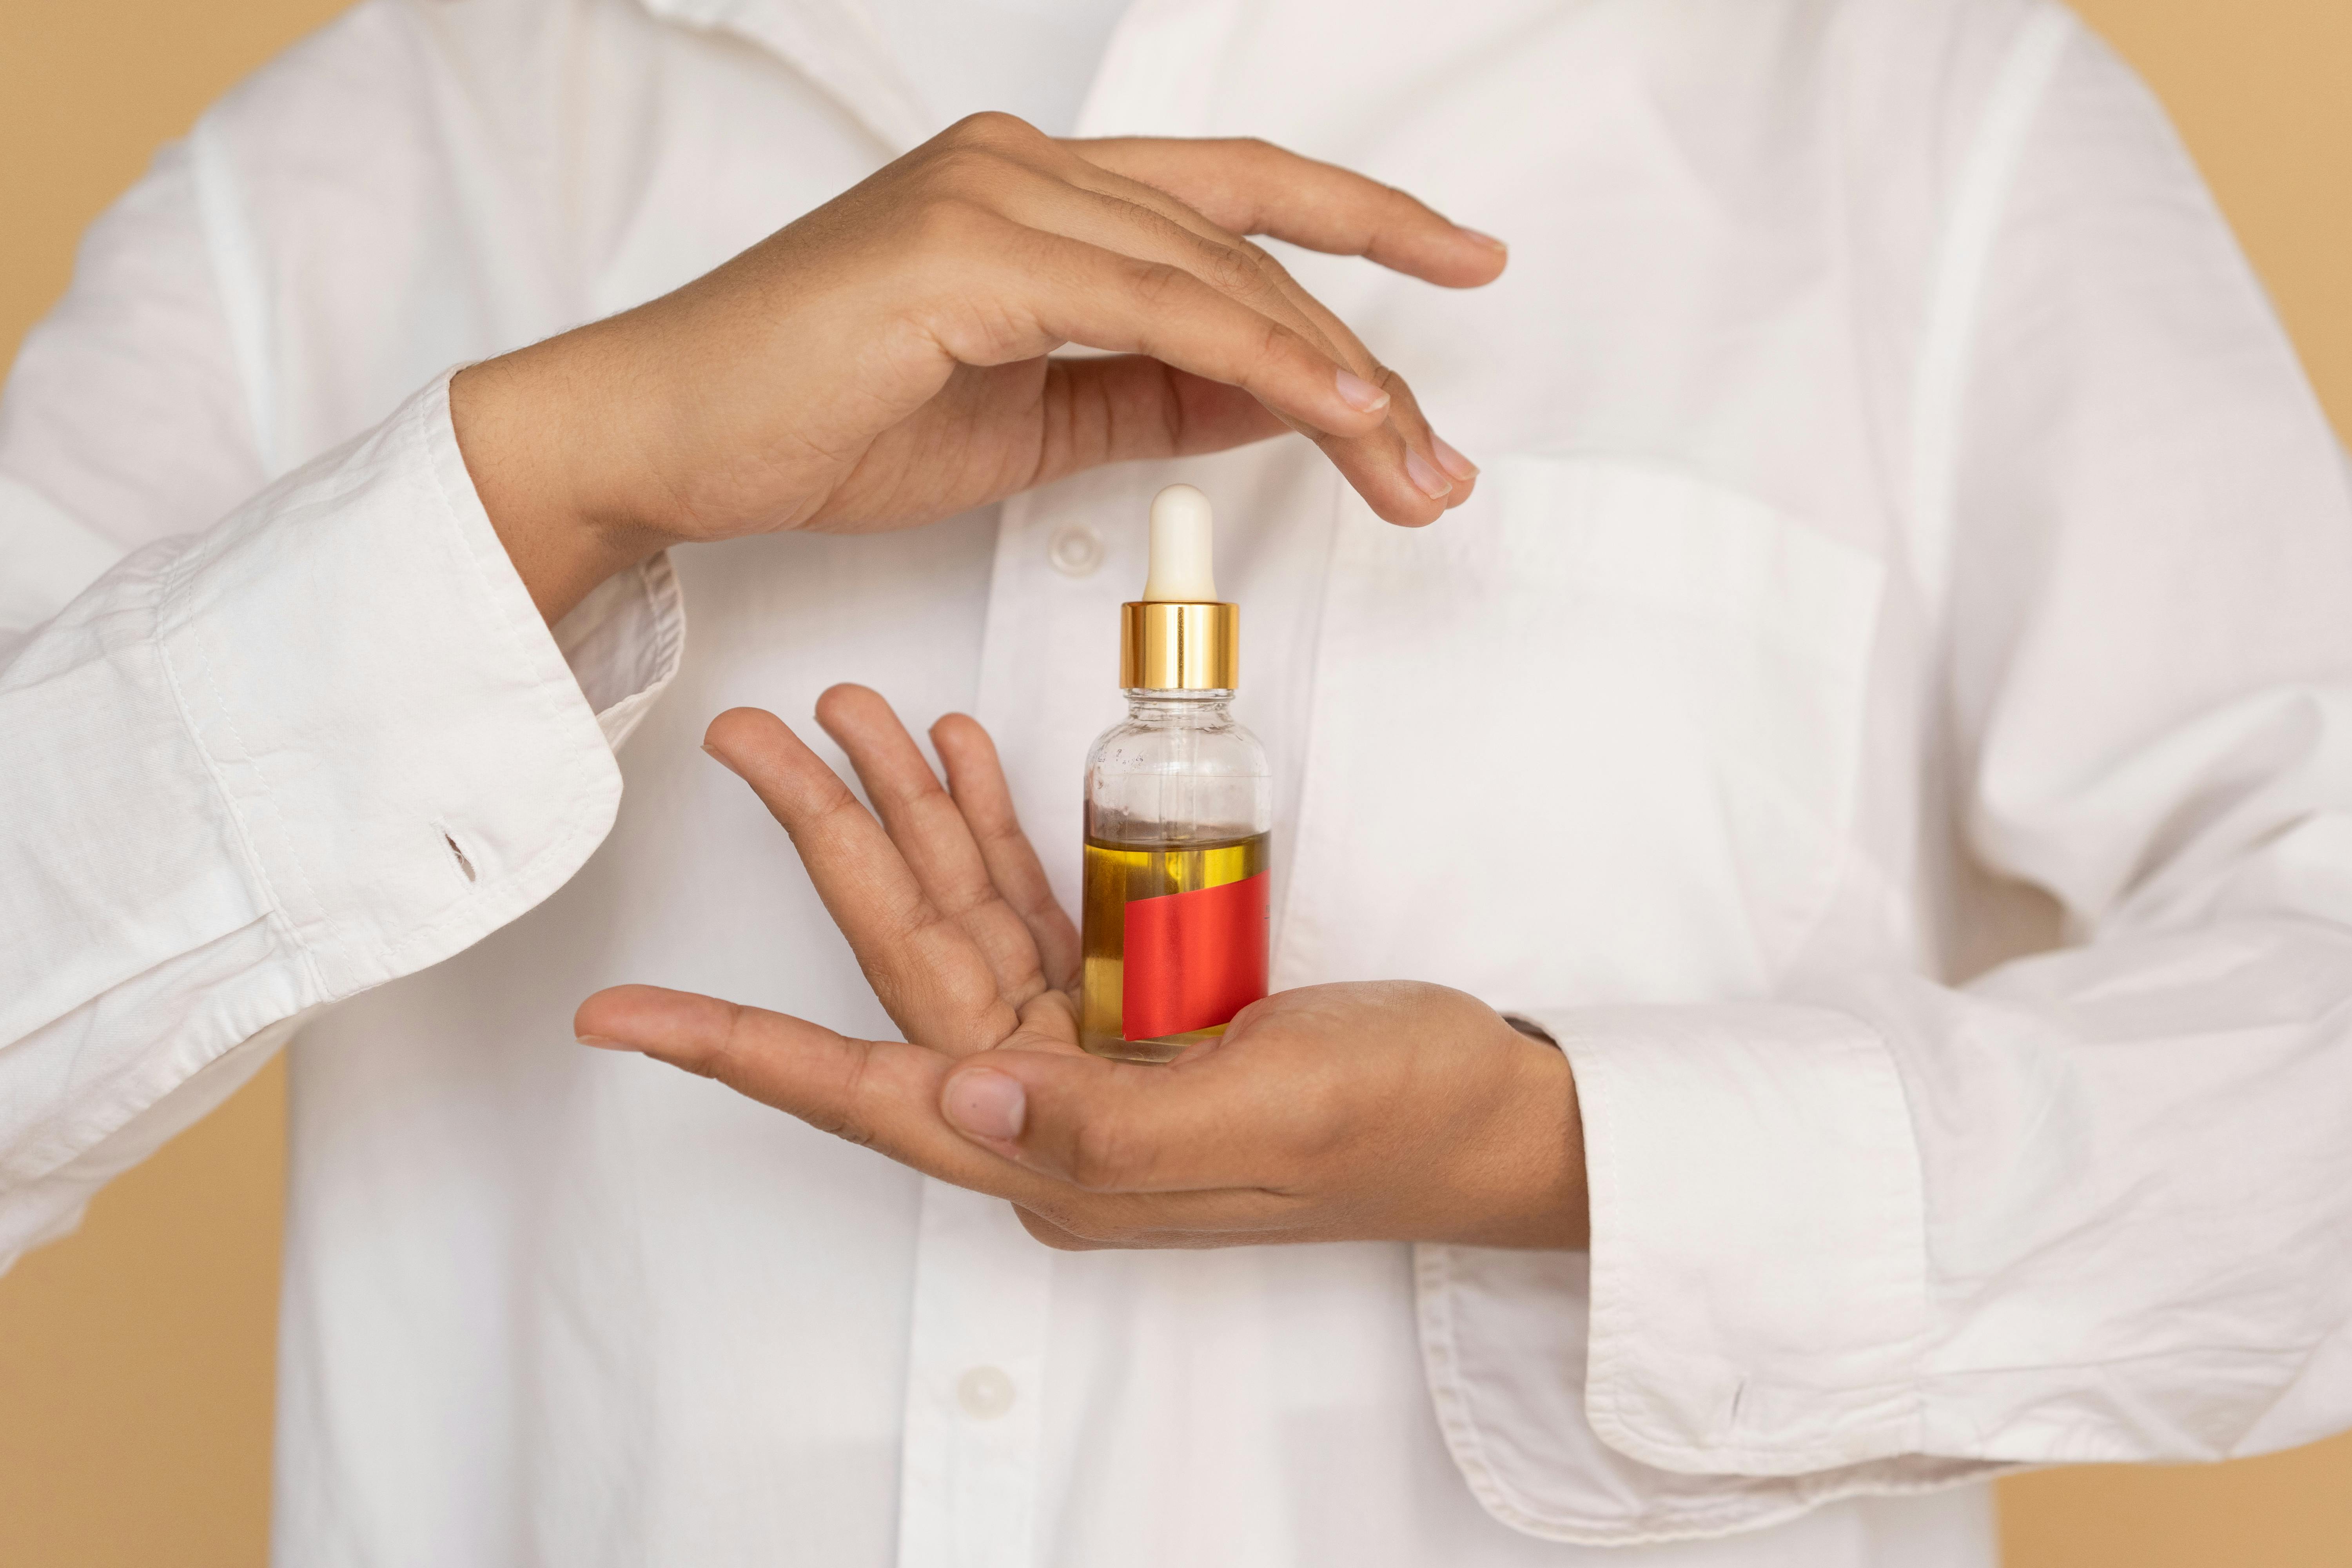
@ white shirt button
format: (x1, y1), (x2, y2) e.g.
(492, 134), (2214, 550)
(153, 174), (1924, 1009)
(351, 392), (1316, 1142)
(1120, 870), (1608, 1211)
(956, 1365), (1016, 1420)
(1047, 523), (1104, 577)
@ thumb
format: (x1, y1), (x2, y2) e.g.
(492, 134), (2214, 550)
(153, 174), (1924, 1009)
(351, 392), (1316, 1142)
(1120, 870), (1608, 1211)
(939, 1047), (1254, 1194)
(575, 983), (939, 1151)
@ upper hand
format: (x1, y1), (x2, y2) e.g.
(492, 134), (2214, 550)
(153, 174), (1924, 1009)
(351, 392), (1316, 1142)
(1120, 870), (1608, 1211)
(573, 688), (1587, 1251)
(454, 116), (1505, 621)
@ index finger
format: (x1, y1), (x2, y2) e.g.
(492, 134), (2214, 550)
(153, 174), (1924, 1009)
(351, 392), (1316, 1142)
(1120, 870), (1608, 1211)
(1065, 136), (1507, 289)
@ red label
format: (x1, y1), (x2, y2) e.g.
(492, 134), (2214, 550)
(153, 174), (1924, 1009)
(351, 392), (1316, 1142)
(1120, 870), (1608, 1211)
(1121, 871), (1270, 1041)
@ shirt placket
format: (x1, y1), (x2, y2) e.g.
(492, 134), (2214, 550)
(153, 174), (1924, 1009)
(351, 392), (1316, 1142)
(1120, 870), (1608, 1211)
(900, 479), (1140, 1568)
(885, 4), (1244, 1563)
(892, 1180), (1056, 1568)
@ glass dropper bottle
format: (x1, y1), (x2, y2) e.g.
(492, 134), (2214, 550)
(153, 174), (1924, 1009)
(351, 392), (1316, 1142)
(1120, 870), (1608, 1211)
(1078, 485), (1273, 1062)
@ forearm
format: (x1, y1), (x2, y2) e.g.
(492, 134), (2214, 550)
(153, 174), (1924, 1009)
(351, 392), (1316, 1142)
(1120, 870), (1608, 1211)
(450, 330), (673, 626)
(1, 376), (661, 1252)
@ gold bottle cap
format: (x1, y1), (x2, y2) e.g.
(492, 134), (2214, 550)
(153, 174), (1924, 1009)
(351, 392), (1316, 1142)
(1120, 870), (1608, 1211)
(1121, 485), (1238, 690)
(1121, 601), (1239, 689)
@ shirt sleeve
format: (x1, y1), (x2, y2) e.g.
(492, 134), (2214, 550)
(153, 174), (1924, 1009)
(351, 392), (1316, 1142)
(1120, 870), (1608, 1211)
(0, 148), (684, 1271)
(1417, 15), (2352, 1544)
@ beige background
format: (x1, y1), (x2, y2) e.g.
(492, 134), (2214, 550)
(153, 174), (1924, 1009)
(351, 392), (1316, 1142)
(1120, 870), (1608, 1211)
(2, 2), (2348, 1563)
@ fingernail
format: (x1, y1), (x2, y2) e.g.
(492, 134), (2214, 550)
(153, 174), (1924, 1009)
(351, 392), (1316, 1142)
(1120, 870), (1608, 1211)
(1458, 227), (1508, 253)
(945, 1069), (1026, 1142)
(1335, 368), (1390, 414)
(1430, 434), (1479, 482)
(577, 1033), (624, 1049)
(1405, 448), (1454, 500)
(701, 743), (742, 778)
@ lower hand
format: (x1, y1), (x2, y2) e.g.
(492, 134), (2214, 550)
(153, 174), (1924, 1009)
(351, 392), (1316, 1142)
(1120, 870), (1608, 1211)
(573, 688), (1587, 1251)
(453, 116), (1503, 622)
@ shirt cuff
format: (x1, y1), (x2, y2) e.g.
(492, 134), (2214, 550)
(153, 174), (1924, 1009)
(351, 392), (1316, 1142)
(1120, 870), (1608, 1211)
(156, 369), (682, 1002)
(1546, 1002), (1931, 1475)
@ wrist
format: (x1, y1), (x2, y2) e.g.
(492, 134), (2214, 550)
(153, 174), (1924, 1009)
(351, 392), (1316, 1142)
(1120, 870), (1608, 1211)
(450, 336), (672, 625)
(1452, 1012), (1589, 1250)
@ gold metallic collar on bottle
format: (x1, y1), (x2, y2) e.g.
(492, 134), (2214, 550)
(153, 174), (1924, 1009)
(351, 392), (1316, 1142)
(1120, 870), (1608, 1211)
(1120, 601), (1239, 691)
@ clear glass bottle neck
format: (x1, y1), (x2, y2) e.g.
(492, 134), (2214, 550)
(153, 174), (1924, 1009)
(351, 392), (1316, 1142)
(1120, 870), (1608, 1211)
(1123, 688), (1234, 722)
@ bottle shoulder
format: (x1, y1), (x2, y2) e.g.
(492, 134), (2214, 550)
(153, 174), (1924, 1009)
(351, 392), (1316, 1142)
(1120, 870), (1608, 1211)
(1084, 696), (1270, 839)
(1084, 710), (1268, 777)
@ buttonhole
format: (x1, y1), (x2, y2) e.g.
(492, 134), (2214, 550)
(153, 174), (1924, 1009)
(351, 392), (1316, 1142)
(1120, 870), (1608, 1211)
(443, 831), (477, 883)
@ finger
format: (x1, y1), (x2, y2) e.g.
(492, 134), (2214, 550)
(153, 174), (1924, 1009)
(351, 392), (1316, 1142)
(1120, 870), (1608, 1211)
(980, 162), (1479, 508)
(1348, 364), (1480, 512)
(913, 118), (1360, 365)
(702, 706), (1016, 1056)
(813, 685), (1054, 1007)
(1027, 344), (1460, 524)
(969, 230), (1439, 526)
(986, 164), (1346, 362)
(940, 1046), (1309, 1194)
(1031, 358), (1290, 478)
(1034, 178), (1480, 515)
(980, 187), (1463, 518)
(1038, 153), (1375, 366)
(577, 986), (1290, 1238)
(1185, 245), (1478, 511)
(1169, 238), (1477, 506)
(1065, 136), (1508, 289)
(944, 223), (1445, 525)
(576, 984), (1021, 1184)
(1372, 365), (1480, 495)
(931, 713), (1083, 992)
(1223, 257), (1481, 507)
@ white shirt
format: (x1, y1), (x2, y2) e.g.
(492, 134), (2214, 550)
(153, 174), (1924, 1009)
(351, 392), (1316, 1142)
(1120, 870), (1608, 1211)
(4, 2), (2350, 1564)
(868, 0), (1133, 134)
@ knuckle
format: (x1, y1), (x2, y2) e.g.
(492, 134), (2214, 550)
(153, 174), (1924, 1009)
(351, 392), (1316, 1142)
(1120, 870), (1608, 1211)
(1199, 241), (1263, 299)
(915, 147), (1008, 205)
(945, 110), (1040, 149)
(1383, 181), (1430, 221)
(1238, 238), (1291, 285)
(1372, 363), (1419, 412)
(1068, 1114), (1145, 1191)
(815, 1041), (880, 1147)
(683, 1000), (752, 1084)
(1128, 259), (1193, 312)
(1251, 312), (1297, 372)
(813, 1112), (877, 1149)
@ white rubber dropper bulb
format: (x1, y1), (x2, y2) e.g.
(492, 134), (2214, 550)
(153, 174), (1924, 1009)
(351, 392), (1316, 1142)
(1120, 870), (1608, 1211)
(1141, 484), (1218, 602)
